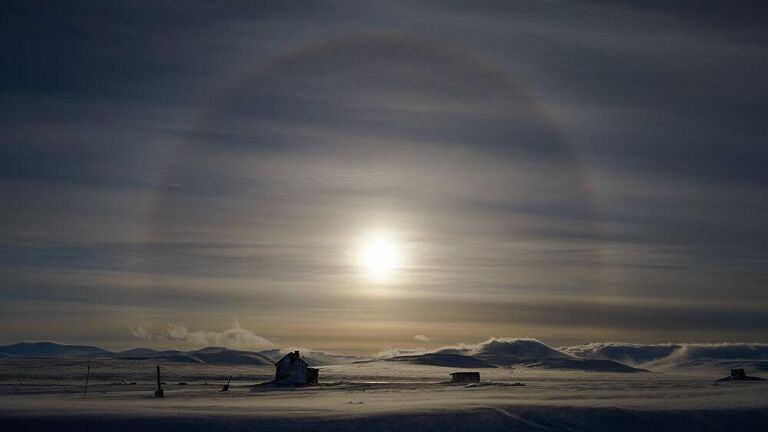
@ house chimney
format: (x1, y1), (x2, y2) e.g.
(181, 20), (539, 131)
(294, 350), (300, 357)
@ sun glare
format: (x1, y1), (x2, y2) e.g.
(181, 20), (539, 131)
(358, 234), (401, 282)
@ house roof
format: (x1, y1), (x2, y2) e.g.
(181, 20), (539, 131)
(275, 350), (309, 366)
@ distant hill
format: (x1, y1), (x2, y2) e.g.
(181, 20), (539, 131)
(113, 347), (364, 366)
(117, 348), (183, 357)
(561, 342), (768, 375)
(0, 341), (113, 358)
(190, 350), (274, 365)
(0, 341), (362, 366)
(252, 349), (364, 366)
(375, 338), (646, 373)
(113, 346), (279, 365)
(524, 358), (647, 373)
(560, 342), (678, 365)
(301, 351), (366, 366)
(7, 339), (764, 374)
(386, 353), (497, 368)
(191, 347), (230, 354)
(378, 353), (645, 373)
(114, 350), (281, 365)
(469, 338), (571, 360)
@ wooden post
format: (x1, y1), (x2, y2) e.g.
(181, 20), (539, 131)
(155, 365), (164, 398)
(83, 360), (91, 399)
(222, 375), (232, 392)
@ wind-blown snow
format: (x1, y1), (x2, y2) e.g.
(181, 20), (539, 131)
(561, 342), (680, 365)
(129, 321), (274, 351)
(445, 337), (573, 359)
(561, 342), (768, 374)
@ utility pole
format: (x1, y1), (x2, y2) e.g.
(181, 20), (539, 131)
(155, 365), (164, 398)
(83, 360), (91, 399)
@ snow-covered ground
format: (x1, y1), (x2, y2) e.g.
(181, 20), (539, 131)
(1, 359), (767, 431)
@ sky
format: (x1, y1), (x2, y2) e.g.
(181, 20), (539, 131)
(1, 1), (767, 355)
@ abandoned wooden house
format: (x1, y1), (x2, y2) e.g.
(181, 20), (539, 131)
(274, 350), (319, 385)
(450, 371), (480, 384)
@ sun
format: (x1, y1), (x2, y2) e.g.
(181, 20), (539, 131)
(358, 234), (401, 282)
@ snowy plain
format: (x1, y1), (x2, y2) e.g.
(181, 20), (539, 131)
(1, 359), (767, 431)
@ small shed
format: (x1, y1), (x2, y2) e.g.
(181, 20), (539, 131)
(274, 351), (319, 385)
(717, 368), (765, 382)
(450, 371), (480, 384)
(731, 368), (747, 380)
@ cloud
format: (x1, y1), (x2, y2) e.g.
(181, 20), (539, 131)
(414, 334), (430, 342)
(3, 1), (768, 350)
(128, 320), (273, 350)
(128, 325), (150, 340)
(163, 322), (189, 340)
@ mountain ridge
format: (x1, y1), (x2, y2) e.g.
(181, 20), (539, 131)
(4, 339), (766, 374)
(0, 341), (359, 366)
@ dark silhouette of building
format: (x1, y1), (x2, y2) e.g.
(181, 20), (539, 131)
(274, 351), (319, 385)
(450, 371), (480, 383)
(717, 368), (765, 381)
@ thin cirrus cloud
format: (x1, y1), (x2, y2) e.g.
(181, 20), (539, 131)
(0, 1), (767, 353)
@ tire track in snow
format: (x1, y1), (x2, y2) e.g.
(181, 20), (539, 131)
(492, 407), (552, 431)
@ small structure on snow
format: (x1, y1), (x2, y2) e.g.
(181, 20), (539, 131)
(717, 368), (765, 382)
(274, 351), (319, 385)
(450, 371), (480, 384)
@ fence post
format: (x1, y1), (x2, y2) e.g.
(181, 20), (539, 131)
(155, 365), (164, 398)
(83, 360), (91, 398)
(222, 375), (232, 392)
